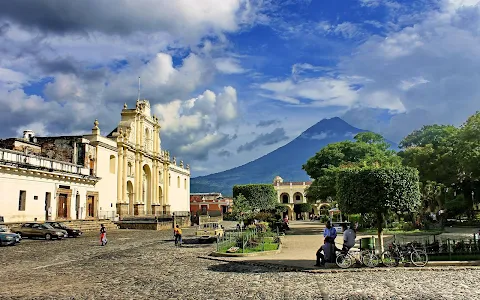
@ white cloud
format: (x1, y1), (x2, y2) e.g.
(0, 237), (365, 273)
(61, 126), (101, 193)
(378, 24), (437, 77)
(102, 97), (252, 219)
(342, 0), (480, 141)
(398, 77), (430, 91)
(153, 86), (238, 160)
(215, 57), (246, 74)
(259, 77), (360, 107)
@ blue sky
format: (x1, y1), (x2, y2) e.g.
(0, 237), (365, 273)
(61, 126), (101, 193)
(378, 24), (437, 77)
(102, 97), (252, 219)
(1, 0), (480, 176)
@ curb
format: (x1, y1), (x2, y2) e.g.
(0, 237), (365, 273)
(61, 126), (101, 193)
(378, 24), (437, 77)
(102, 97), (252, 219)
(210, 244), (282, 257)
(198, 256), (480, 273)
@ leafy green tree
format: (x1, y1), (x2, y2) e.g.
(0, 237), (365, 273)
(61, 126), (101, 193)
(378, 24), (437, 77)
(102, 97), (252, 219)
(419, 181), (445, 213)
(231, 194), (253, 221)
(445, 194), (470, 218)
(294, 203), (312, 214)
(336, 166), (421, 252)
(457, 112), (480, 180)
(399, 124), (458, 149)
(303, 132), (401, 202)
(232, 184), (277, 211)
(399, 125), (459, 185)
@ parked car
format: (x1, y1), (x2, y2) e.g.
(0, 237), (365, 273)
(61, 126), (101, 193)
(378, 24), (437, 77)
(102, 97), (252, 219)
(0, 225), (21, 246)
(11, 222), (67, 240)
(46, 222), (82, 237)
(195, 222), (224, 242)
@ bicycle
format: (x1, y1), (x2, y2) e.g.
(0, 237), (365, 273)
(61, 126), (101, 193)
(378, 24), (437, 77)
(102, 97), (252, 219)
(381, 242), (428, 267)
(335, 248), (380, 269)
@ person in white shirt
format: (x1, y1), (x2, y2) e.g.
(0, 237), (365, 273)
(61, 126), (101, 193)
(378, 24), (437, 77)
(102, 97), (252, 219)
(341, 223), (356, 253)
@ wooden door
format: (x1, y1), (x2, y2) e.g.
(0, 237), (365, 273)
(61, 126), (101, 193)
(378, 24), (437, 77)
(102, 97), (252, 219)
(87, 196), (95, 218)
(57, 194), (68, 219)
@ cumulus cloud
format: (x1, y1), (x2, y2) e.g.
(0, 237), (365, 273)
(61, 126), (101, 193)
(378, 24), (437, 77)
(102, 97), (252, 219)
(237, 127), (289, 152)
(154, 86), (238, 160)
(341, 0), (480, 141)
(215, 57), (246, 74)
(256, 119), (280, 127)
(0, 0), (247, 42)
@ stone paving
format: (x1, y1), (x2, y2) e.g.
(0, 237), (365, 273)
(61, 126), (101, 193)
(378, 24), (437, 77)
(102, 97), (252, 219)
(0, 228), (479, 299)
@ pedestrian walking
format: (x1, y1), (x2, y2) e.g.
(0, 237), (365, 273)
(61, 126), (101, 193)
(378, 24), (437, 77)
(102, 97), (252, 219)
(174, 225), (182, 246)
(100, 224), (107, 246)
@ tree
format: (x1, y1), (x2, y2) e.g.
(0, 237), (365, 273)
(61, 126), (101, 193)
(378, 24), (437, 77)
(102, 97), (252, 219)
(303, 132), (401, 202)
(336, 166), (421, 253)
(231, 194), (253, 221)
(294, 203), (312, 214)
(232, 184), (277, 211)
(399, 124), (458, 149)
(419, 181), (445, 213)
(399, 125), (459, 185)
(457, 112), (480, 180)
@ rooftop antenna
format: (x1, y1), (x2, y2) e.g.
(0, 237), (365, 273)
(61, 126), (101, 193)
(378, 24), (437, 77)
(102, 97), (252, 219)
(137, 76), (141, 101)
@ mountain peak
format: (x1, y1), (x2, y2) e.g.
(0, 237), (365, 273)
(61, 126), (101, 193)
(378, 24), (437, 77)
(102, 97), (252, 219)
(303, 117), (358, 135)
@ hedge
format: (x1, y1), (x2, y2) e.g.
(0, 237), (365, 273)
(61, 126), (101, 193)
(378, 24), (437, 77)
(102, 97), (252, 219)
(232, 184), (277, 211)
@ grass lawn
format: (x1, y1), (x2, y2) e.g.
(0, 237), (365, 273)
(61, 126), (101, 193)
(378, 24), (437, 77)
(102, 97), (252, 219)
(217, 241), (279, 254)
(358, 229), (444, 236)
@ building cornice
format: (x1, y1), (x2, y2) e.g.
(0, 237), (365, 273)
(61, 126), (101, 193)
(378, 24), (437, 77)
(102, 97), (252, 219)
(169, 166), (190, 176)
(0, 165), (99, 185)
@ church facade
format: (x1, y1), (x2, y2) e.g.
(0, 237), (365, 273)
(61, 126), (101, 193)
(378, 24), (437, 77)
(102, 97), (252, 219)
(0, 100), (190, 223)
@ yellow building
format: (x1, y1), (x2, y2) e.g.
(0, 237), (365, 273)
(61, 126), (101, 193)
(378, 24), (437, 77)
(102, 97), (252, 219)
(273, 176), (310, 220)
(107, 99), (190, 217)
(0, 99), (190, 223)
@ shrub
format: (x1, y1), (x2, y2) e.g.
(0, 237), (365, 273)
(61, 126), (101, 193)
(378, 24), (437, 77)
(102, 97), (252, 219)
(232, 184), (277, 211)
(401, 222), (415, 231)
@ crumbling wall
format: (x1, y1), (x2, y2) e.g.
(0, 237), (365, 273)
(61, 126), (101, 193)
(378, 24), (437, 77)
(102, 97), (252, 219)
(36, 137), (77, 164)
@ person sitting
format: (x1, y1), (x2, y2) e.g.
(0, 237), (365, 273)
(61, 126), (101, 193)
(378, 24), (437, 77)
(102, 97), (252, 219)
(315, 221), (337, 266)
(340, 223), (356, 253)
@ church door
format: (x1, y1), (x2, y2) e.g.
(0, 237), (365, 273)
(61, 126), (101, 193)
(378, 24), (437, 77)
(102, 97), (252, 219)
(57, 194), (68, 219)
(87, 195), (95, 218)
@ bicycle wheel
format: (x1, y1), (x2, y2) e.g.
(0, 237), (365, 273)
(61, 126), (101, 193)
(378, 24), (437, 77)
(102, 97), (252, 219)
(381, 250), (399, 267)
(361, 251), (379, 268)
(336, 253), (354, 269)
(410, 250), (428, 267)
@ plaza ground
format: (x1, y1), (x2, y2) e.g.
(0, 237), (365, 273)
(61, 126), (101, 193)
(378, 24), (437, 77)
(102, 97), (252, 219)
(231, 221), (480, 269)
(1, 227), (479, 299)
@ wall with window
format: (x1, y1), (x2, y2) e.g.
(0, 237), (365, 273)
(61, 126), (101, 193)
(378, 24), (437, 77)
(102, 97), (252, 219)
(84, 135), (118, 218)
(167, 167), (190, 213)
(0, 171), (94, 223)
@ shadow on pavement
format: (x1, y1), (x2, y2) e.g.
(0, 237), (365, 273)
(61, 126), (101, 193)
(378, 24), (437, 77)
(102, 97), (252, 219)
(207, 261), (297, 273)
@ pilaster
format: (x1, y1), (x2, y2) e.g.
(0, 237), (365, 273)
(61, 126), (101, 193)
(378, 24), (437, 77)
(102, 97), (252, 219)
(116, 147), (123, 203)
(122, 146), (127, 202)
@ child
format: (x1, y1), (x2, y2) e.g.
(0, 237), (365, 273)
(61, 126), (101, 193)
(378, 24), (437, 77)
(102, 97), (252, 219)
(100, 224), (107, 246)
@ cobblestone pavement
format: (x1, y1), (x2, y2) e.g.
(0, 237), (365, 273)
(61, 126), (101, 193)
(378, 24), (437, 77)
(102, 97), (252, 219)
(1, 229), (479, 300)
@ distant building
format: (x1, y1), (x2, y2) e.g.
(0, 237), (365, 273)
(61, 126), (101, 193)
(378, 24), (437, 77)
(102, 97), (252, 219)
(190, 192), (233, 215)
(0, 99), (190, 223)
(272, 176), (311, 220)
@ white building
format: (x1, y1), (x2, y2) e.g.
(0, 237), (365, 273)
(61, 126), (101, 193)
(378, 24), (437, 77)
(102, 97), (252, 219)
(0, 99), (190, 223)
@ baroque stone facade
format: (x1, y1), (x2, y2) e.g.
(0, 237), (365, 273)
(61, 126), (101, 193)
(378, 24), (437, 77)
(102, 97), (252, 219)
(107, 100), (190, 217)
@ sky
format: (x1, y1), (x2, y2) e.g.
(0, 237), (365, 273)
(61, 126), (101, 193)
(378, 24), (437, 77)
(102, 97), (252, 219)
(1, 0), (480, 177)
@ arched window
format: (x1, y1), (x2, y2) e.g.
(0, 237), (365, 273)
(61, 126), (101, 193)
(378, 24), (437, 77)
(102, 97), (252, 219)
(177, 176), (180, 188)
(184, 178), (187, 189)
(109, 155), (115, 174)
(168, 174), (171, 186)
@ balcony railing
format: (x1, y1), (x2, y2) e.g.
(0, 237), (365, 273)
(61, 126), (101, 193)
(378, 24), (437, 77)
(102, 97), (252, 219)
(0, 148), (90, 176)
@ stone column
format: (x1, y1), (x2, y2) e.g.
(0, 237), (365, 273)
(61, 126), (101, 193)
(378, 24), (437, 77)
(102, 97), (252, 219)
(122, 146), (127, 202)
(117, 147), (123, 203)
(140, 117), (144, 151)
(133, 154), (140, 215)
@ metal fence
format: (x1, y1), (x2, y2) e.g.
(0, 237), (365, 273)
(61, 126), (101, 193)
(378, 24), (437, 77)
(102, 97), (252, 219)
(216, 227), (280, 253)
(382, 234), (480, 260)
